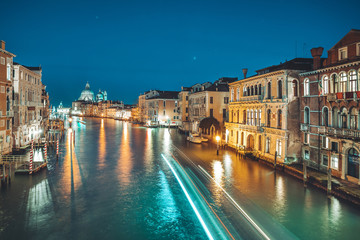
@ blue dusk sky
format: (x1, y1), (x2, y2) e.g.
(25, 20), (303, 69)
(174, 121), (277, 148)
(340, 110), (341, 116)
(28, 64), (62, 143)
(1, 0), (359, 106)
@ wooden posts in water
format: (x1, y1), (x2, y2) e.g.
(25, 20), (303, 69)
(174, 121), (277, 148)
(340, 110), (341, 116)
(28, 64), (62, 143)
(303, 161), (307, 186)
(29, 140), (34, 175)
(44, 142), (47, 162)
(327, 168), (332, 195)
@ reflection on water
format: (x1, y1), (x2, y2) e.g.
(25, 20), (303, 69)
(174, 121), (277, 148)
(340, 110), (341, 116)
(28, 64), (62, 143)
(98, 119), (106, 168)
(117, 122), (133, 186)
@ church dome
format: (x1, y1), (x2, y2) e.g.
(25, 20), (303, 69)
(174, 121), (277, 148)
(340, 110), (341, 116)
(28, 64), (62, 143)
(78, 82), (94, 102)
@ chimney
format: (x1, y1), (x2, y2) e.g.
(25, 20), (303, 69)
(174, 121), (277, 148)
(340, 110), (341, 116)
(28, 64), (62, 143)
(0, 40), (5, 50)
(311, 47), (324, 70)
(242, 68), (248, 79)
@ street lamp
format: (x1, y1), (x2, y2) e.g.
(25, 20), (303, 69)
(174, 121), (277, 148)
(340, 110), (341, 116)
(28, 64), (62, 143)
(216, 135), (220, 155)
(69, 117), (73, 129)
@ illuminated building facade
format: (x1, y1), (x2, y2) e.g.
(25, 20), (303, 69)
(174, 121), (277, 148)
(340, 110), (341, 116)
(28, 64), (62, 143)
(300, 29), (360, 183)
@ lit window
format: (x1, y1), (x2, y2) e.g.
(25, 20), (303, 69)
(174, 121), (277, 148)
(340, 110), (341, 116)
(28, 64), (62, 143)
(276, 139), (282, 157)
(304, 79), (310, 96)
(349, 70), (357, 92)
(266, 138), (270, 153)
(231, 88), (234, 102)
(304, 150), (310, 160)
(331, 155), (339, 170)
(7, 64), (11, 80)
(322, 76), (329, 94)
(237, 88), (240, 101)
(339, 72), (347, 92)
(322, 136), (329, 148)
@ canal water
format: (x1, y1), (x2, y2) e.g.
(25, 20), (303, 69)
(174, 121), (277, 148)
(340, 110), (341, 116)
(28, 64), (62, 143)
(1, 118), (360, 239)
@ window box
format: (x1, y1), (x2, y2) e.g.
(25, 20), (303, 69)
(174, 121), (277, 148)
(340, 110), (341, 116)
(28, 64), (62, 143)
(345, 92), (354, 99)
(336, 92), (343, 99)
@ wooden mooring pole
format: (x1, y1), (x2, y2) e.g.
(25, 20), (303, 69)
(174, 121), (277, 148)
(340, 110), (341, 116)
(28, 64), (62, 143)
(303, 161), (307, 186)
(327, 168), (332, 195)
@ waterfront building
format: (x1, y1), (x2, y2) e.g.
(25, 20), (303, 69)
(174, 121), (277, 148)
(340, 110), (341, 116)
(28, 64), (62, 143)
(188, 78), (236, 137)
(178, 86), (191, 132)
(138, 92), (147, 123)
(12, 63), (44, 148)
(299, 29), (360, 183)
(0, 40), (15, 155)
(226, 59), (312, 164)
(144, 90), (180, 126)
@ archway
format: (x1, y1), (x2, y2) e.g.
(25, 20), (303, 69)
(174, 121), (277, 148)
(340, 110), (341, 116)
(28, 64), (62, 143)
(348, 148), (359, 179)
(247, 135), (254, 151)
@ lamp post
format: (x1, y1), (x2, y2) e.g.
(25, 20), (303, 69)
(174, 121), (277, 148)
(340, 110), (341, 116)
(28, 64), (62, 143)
(69, 117), (72, 129)
(216, 135), (220, 155)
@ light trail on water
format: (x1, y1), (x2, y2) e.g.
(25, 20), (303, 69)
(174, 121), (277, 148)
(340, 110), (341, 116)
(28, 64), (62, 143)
(161, 154), (214, 240)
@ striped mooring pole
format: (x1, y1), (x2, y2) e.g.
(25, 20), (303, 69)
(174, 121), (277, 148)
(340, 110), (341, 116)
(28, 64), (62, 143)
(29, 140), (34, 174)
(56, 139), (59, 155)
(44, 142), (47, 162)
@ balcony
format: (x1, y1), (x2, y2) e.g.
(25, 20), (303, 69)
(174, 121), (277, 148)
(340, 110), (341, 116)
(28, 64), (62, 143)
(237, 123), (264, 133)
(324, 126), (360, 140)
(6, 111), (13, 117)
(300, 123), (309, 132)
(239, 95), (262, 102)
(327, 91), (360, 102)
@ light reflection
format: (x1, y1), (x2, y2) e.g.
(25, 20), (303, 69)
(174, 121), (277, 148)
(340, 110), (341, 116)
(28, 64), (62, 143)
(273, 176), (287, 220)
(223, 154), (232, 179)
(98, 119), (106, 168)
(144, 128), (154, 173)
(25, 179), (55, 229)
(162, 129), (171, 154)
(117, 122), (133, 185)
(212, 160), (224, 204)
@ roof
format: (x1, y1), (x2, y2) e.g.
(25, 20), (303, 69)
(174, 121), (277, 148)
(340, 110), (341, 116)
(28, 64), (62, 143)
(255, 58), (313, 75)
(147, 90), (179, 100)
(14, 62), (42, 71)
(330, 29), (360, 50)
(199, 117), (220, 130)
(204, 83), (229, 92)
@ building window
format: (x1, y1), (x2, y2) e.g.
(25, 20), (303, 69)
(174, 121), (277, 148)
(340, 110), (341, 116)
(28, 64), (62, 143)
(276, 140), (282, 157)
(267, 109), (271, 127)
(331, 155), (339, 170)
(186, 96), (188, 101)
(349, 70), (357, 92)
(254, 85), (258, 95)
(357, 43), (360, 56)
(267, 82), (271, 99)
(223, 109), (226, 119)
(7, 64), (11, 80)
(277, 80), (282, 99)
(322, 76), (329, 94)
(210, 109), (213, 118)
(304, 107), (310, 124)
(186, 108), (188, 113)
(322, 155), (329, 166)
(304, 150), (310, 160)
(258, 135), (262, 151)
(338, 47), (348, 60)
(350, 107), (358, 129)
(243, 87), (247, 96)
(266, 138), (270, 153)
(163, 101), (166, 107)
(331, 142), (339, 153)
(237, 88), (240, 101)
(322, 107), (329, 126)
(0, 57), (5, 65)
(304, 133), (309, 144)
(210, 97), (213, 104)
(247, 110), (250, 124)
(224, 97), (229, 104)
(6, 120), (10, 130)
(251, 110), (254, 125)
(277, 110), (282, 129)
(339, 72), (347, 92)
(304, 78), (310, 96)
(292, 80), (298, 97)
(322, 136), (329, 148)
(243, 110), (246, 123)
(258, 84), (262, 95)
(231, 88), (234, 102)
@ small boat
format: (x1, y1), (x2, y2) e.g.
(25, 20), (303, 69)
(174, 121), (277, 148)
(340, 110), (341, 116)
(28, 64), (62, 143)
(187, 133), (202, 144)
(146, 121), (159, 128)
(201, 137), (208, 142)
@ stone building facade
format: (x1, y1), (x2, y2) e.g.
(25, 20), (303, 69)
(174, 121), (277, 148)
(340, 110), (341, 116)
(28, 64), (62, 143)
(300, 29), (360, 183)
(12, 63), (43, 148)
(0, 40), (15, 155)
(226, 59), (312, 164)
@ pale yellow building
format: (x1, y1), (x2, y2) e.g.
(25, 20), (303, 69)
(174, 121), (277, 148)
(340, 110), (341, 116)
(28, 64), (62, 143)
(226, 59), (312, 163)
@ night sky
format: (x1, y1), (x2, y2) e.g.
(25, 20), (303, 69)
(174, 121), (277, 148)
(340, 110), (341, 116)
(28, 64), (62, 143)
(1, 0), (359, 106)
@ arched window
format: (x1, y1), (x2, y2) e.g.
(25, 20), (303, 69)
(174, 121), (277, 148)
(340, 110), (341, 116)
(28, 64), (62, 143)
(259, 110), (262, 126)
(332, 107), (339, 128)
(278, 110), (282, 129)
(304, 107), (310, 124)
(6, 96), (10, 112)
(247, 110), (250, 125)
(340, 72), (347, 92)
(265, 137), (270, 153)
(7, 64), (11, 80)
(258, 84), (262, 96)
(255, 110), (258, 126)
(241, 132), (244, 145)
(278, 80), (283, 99)
(258, 135), (262, 151)
(292, 80), (298, 97)
(231, 88), (234, 101)
(243, 110), (246, 123)
(331, 74), (338, 93)
(237, 88), (240, 101)
(276, 140), (282, 157)
(340, 108), (348, 129)
(251, 86), (254, 96)
(267, 109), (271, 127)
(243, 87), (247, 96)
(251, 110), (254, 125)
(254, 85), (258, 95)
(349, 70), (357, 92)
(304, 79), (310, 96)
(322, 76), (329, 94)
(267, 82), (271, 99)
(349, 108), (358, 130)
(323, 107), (329, 126)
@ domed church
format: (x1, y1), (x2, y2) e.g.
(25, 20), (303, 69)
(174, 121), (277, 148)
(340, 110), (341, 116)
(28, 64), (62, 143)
(78, 82), (95, 102)
(96, 89), (108, 102)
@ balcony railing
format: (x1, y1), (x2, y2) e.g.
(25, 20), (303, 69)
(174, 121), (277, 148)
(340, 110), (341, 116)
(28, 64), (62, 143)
(237, 123), (263, 132)
(6, 111), (13, 117)
(300, 123), (309, 131)
(324, 126), (360, 140)
(327, 91), (360, 102)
